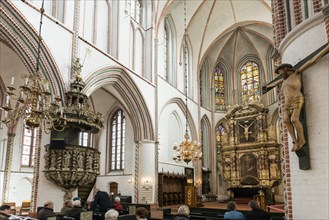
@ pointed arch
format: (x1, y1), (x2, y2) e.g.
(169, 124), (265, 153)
(160, 98), (197, 141)
(200, 59), (210, 109)
(201, 115), (211, 169)
(164, 15), (177, 87)
(83, 67), (154, 141)
(0, 0), (65, 98)
(134, 27), (145, 77)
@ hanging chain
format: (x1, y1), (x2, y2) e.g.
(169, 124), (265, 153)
(184, 0), (188, 135)
(35, 0), (45, 72)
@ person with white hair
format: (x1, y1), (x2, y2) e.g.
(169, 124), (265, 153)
(37, 200), (57, 220)
(105, 209), (119, 220)
(68, 199), (86, 219)
(172, 205), (191, 220)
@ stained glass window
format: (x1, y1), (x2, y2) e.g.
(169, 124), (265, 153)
(21, 128), (37, 167)
(79, 132), (90, 147)
(240, 61), (260, 103)
(110, 110), (125, 171)
(216, 125), (226, 160)
(214, 64), (225, 111)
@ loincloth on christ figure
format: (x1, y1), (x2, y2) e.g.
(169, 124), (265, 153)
(284, 94), (304, 115)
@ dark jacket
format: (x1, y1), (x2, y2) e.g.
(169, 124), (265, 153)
(37, 207), (57, 220)
(0, 212), (10, 220)
(68, 206), (87, 220)
(172, 214), (192, 220)
(61, 206), (72, 216)
(246, 209), (271, 220)
(93, 191), (114, 212)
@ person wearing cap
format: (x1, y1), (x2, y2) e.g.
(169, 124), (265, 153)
(37, 200), (57, 220)
(0, 205), (11, 220)
(72, 197), (80, 201)
(264, 63), (305, 152)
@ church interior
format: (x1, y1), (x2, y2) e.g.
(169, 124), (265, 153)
(0, 0), (328, 220)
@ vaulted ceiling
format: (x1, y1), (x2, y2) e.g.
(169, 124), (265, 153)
(156, 0), (273, 74)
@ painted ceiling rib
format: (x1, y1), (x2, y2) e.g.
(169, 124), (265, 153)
(260, 0), (272, 12)
(197, 0), (216, 66)
(230, 0), (237, 23)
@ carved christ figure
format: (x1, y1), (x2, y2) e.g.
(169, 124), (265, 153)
(239, 121), (255, 141)
(263, 45), (329, 151)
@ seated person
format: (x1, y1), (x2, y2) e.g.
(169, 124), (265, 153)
(67, 200), (86, 220)
(104, 209), (119, 220)
(113, 197), (124, 212)
(172, 205), (192, 220)
(0, 205), (11, 220)
(135, 207), (149, 220)
(224, 201), (245, 220)
(61, 200), (73, 216)
(246, 200), (271, 220)
(37, 201), (57, 220)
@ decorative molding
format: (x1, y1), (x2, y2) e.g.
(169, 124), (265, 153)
(279, 12), (325, 54)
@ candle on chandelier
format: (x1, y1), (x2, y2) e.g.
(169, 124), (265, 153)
(11, 77), (15, 85)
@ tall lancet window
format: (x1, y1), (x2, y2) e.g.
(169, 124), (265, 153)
(21, 128), (37, 167)
(216, 124), (226, 158)
(214, 64), (225, 111)
(110, 110), (125, 171)
(240, 61), (260, 103)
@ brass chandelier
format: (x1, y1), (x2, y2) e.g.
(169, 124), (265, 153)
(172, 0), (202, 165)
(1, 0), (65, 131)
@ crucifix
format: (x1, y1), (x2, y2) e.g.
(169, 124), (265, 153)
(263, 44), (328, 170)
(238, 120), (255, 141)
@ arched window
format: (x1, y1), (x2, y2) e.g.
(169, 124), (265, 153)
(131, 0), (142, 24)
(21, 128), (37, 167)
(216, 124), (226, 158)
(109, 110), (125, 171)
(240, 61), (260, 103)
(214, 64), (225, 111)
(79, 132), (90, 147)
(164, 16), (177, 86)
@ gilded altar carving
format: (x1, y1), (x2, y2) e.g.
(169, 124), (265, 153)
(218, 102), (281, 188)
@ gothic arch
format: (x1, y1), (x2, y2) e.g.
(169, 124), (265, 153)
(160, 98), (198, 141)
(201, 115), (212, 169)
(0, 0), (65, 98)
(83, 67), (154, 142)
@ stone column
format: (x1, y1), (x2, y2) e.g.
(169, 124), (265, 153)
(138, 140), (156, 204)
(1, 133), (15, 203)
